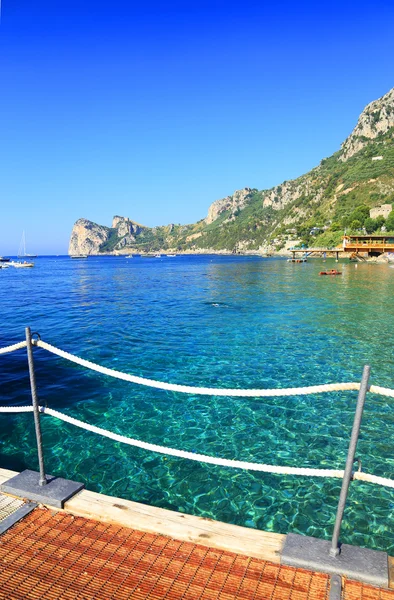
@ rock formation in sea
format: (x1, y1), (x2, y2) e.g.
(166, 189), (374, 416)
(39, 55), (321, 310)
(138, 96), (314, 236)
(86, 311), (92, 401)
(68, 219), (110, 256)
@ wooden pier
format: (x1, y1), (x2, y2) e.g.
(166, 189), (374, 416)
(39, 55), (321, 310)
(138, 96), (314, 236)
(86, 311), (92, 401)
(0, 468), (394, 599)
(290, 247), (341, 260)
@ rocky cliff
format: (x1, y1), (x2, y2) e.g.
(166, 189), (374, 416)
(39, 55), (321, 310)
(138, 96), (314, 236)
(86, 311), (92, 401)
(340, 88), (394, 161)
(69, 87), (394, 255)
(205, 188), (253, 224)
(68, 219), (110, 255)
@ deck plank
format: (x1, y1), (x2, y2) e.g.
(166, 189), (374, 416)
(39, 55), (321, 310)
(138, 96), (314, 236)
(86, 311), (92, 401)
(0, 507), (326, 600)
(65, 488), (285, 563)
(0, 469), (284, 563)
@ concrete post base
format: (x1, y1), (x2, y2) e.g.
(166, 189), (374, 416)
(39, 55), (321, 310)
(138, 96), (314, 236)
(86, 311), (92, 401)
(1, 469), (84, 509)
(282, 533), (388, 587)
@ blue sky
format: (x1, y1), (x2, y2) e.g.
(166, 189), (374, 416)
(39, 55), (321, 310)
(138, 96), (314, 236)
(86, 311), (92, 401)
(1, 0), (394, 254)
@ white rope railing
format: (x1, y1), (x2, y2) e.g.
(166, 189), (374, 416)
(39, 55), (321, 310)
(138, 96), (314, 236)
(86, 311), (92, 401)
(36, 339), (394, 399)
(0, 405), (347, 477)
(369, 385), (394, 398)
(0, 341), (27, 355)
(353, 471), (394, 489)
(43, 407), (345, 477)
(1, 405), (393, 488)
(2, 337), (394, 398)
(0, 406), (34, 413)
(34, 340), (362, 397)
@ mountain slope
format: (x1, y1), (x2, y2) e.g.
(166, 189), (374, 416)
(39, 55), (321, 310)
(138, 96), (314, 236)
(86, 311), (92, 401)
(69, 87), (394, 255)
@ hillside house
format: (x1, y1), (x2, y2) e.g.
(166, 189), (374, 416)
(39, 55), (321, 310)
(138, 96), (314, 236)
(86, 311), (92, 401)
(369, 204), (392, 219)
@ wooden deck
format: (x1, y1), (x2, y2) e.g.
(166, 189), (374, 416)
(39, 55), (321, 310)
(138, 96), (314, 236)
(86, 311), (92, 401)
(290, 236), (394, 258)
(343, 235), (394, 255)
(0, 506), (392, 600)
(0, 468), (284, 565)
(343, 243), (394, 254)
(0, 469), (394, 598)
(0, 507), (325, 600)
(64, 487), (284, 565)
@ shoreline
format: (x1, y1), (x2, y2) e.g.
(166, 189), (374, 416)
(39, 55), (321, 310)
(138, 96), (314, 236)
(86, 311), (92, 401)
(66, 250), (394, 263)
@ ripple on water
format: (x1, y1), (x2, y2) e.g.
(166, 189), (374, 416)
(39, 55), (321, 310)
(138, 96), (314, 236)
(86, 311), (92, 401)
(1, 255), (394, 552)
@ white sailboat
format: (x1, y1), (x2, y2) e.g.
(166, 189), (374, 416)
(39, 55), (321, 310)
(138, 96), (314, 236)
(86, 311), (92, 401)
(18, 231), (37, 258)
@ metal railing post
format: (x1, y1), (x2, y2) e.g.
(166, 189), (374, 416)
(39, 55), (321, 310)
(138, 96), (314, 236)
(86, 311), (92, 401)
(25, 327), (47, 486)
(329, 364), (370, 557)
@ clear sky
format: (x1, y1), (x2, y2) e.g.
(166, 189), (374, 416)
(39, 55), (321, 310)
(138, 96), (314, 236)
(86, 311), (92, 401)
(1, 0), (394, 254)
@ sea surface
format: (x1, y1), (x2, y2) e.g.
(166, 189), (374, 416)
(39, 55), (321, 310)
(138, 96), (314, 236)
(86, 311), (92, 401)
(1, 255), (394, 552)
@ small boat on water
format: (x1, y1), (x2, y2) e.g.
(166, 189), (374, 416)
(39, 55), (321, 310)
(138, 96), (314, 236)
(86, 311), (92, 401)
(319, 269), (342, 275)
(0, 263), (10, 269)
(71, 254), (88, 259)
(8, 260), (34, 268)
(0, 257), (10, 262)
(166, 254), (176, 257)
(125, 255), (133, 258)
(155, 254), (161, 258)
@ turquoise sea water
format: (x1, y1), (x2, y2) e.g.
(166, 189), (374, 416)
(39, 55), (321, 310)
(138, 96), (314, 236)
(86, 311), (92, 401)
(1, 255), (394, 552)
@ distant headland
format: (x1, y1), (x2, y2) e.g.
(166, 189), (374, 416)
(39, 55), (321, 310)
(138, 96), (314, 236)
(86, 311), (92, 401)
(69, 88), (394, 256)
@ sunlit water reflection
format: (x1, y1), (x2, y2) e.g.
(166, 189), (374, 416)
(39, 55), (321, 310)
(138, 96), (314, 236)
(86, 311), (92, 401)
(1, 255), (394, 552)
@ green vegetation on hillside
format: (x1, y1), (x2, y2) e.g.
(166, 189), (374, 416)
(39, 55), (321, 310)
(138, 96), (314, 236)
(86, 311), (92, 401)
(186, 132), (394, 252)
(99, 229), (120, 252)
(94, 108), (394, 254)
